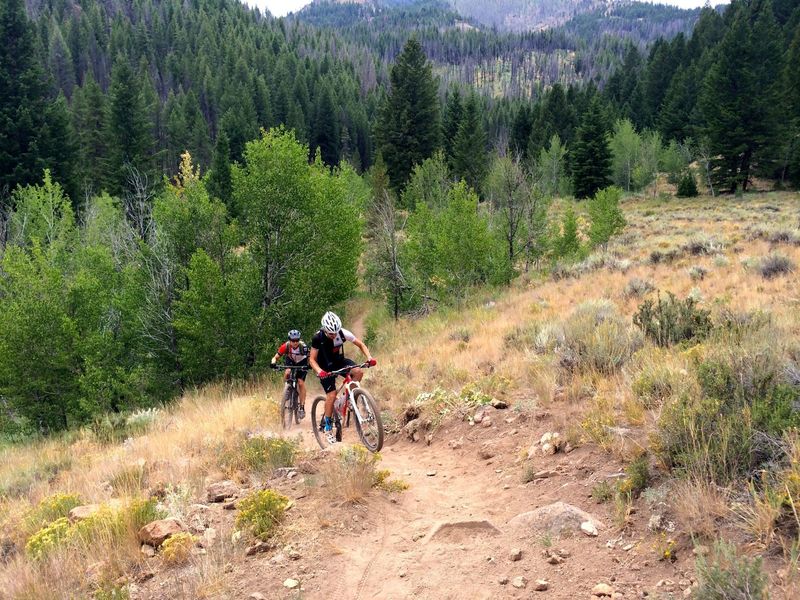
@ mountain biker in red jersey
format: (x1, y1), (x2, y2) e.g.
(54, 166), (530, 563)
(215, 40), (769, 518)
(271, 329), (309, 419)
(309, 311), (376, 444)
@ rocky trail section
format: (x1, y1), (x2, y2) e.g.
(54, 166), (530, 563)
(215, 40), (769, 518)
(132, 405), (705, 599)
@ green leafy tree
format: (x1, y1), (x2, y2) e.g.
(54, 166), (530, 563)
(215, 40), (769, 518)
(401, 151), (451, 211)
(538, 134), (569, 198)
(377, 38), (441, 190)
(610, 119), (641, 192)
(634, 130), (663, 196)
(572, 98), (612, 199)
(587, 186), (626, 249)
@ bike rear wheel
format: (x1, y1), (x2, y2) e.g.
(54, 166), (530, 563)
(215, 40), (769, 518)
(311, 396), (341, 450)
(281, 386), (297, 430)
(352, 388), (384, 452)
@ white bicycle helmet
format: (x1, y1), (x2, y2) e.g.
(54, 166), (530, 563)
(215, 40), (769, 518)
(321, 311), (342, 334)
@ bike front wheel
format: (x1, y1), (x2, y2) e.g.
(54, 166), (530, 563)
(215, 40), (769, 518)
(352, 388), (384, 452)
(311, 395), (341, 450)
(281, 386), (296, 430)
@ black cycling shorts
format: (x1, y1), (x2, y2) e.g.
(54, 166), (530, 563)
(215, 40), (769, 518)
(320, 358), (356, 393)
(286, 358), (309, 381)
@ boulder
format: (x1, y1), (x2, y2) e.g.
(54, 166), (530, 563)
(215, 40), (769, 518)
(138, 518), (185, 547)
(512, 576), (527, 589)
(68, 504), (103, 522)
(427, 520), (501, 544)
(508, 502), (604, 536)
(207, 480), (238, 503)
(592, 583), (614, 597)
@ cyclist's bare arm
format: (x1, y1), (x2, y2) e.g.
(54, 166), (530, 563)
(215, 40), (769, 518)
(352, 337), (373, 362)
(309, 347), (322, 375)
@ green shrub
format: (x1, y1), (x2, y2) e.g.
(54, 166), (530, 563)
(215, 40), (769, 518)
(632, 363), (682, 409)
(618, 455), (649, 497)
(633, 292), (712, 347)
(591, 481), (614, 503)
(587, 186), (626, 248)
(694, 540), (768, 600)
(23, 492), (82, 534)
(561, 301), (642, 373)
(121, 497), (165, 533)
(676, 171), (698, 197)
(235, 490), (290, 541)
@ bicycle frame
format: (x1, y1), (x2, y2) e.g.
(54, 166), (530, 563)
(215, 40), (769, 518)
(329, 363), (372, 428)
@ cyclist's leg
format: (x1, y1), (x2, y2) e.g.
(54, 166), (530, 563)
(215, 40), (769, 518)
(296, 360), (309, 416)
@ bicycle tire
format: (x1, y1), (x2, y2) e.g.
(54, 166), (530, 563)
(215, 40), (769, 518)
(311, 396), (342, 449)
(281, 385), (293, 430)
(352, 388), (384, 453)
(294, 392), (301, 425)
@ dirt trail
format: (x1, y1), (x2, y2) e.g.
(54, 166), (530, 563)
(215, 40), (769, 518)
(277, 411), (694, 600)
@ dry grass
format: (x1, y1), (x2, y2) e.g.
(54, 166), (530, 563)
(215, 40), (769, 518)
(672, 478), (731, 539)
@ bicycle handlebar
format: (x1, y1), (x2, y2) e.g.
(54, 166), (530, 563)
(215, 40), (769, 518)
(270, 364), (310, 371)
(318, 362), (373, 378)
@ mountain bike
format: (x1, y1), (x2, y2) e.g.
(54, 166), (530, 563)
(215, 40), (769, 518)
(311, 362), (384, 452)
(271, 364), (308, 430)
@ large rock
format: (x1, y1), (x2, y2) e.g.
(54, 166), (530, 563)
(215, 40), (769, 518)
(68, 504), (102, 522)
(427, 520), (501, 544)
(138, 518), (185, 547)
(508, 502), (603, 536)
(207, 480), (238, 503)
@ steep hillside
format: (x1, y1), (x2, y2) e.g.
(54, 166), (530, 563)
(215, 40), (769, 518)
(2, 190), (800, 598)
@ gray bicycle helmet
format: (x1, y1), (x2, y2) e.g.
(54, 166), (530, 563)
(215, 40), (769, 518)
(288, 329), (301, 341)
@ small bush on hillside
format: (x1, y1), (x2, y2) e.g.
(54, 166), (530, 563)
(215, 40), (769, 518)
(560, 301), (642, 373)
(25, 517), (72, 559)
(551, 207), (584, 260)
(684, 236), (723, 256)
(756, 254), (795, 279)
(694, 540), (768, 600)
(23, 493), (82, 534)
(592, 481), (614, 503)
(688, 265), (708, 282)
(655, 329), (799, 481)
(161, 532), (197, 565)
(633, 292), (712, 347)
(235, 490), (289, 541)
(617, 455), (650, 498)
(676, 171), (698, 197)
(630, 348), (695, 409)
(91, 409), (159, 445)
(624, 277), (655, 298)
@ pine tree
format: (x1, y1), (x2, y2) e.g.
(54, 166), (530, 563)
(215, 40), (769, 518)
(571, 97), (612, 199)
(699, 0), (783, 191)
(39, 94), (79, 207)
(311, 85), (341, 167)
(510, 104), (533, 159)
(104, 55), (155, 195)
(71, 74), (107, 195)
(442, 88), (463, 167)
(450, 93), (488, 194)
(377, 38), (441, 190)
(207, 131), (233, 210)
(784, 20), (800, 186)
(0, 0), (49, 198)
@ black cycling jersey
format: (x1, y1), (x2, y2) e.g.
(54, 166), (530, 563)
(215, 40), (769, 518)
(310, 328), (356, 370)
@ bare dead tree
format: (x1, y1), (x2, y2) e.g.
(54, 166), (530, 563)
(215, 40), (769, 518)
(486, 154), (531, 265)
(372, 189), (409, 320)
(695, 138), (715, 198)
(123, 164), (156, 241)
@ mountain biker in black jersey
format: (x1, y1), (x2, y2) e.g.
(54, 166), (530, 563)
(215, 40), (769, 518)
(309, 311), (376, 444)
(271, 329), (310, 419)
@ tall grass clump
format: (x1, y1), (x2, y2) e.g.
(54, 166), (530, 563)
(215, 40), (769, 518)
(559, 301), (642, 374)
(218, 433), (299, 475)
(694, 540), (768, 600)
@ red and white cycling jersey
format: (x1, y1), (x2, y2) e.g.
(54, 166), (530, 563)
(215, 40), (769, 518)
(278, 341), (309, 364)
